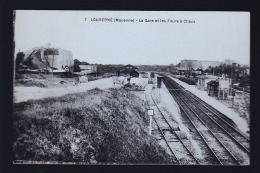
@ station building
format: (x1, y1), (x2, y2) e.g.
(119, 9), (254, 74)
(117, 64), (139, 77)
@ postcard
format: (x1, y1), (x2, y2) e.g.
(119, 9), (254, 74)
(13, 10), (250, 165)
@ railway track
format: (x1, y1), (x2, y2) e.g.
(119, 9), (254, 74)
(167, 77), (250, 147)
(145, 86), (221, 165)
(150, 96), (199, 165)
(168, 74), (250, 132)
(162, 76), (250, 165)
(167, 74), (245, 129)
(144, 91), (179, 164)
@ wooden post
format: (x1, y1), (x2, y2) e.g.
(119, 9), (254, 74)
(149, 115), (152, 136)
(100, 111), (103, 119)
(148, 109), (154, 136)
(218, 87), (220, 99)
(51, 49), (54, 80)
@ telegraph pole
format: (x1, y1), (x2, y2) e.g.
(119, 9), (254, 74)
(231, 63), (237, 91)
(51, 48), (54, 80)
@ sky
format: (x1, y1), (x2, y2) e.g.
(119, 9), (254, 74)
(14, 11), (250, 65)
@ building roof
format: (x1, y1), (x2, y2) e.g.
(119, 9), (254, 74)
(180, 60), (222, 70)
(176, 67), (186, 71)
(124, 64), (138, 69)
(207, 80), (219, 86)
(79, 64), (97, 69)
(118, 64), (138, 70)
(196, 68), (203, 71)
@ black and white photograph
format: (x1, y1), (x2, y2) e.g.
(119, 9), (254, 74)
(12, 10), (250, 165)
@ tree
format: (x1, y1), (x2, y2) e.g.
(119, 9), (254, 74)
(97, 64), (104, 75)
(43, 48), (51, 75)
(73, 59), (81, 72)
(186, 61), (193, 76)
(50, 48), (56, 79)
(81, 61), (89, 65)
(15, 52), (25, 72)
(225, 64), (232, 77)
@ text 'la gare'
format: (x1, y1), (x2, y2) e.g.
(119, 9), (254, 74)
(138, 19), (195, 23)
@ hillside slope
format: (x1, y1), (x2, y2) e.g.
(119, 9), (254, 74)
(13, 88), (172, 164)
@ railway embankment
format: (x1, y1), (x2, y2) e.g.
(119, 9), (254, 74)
(13, 87), (172, 164)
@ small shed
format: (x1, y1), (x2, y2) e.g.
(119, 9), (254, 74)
(218, 78), (231, 99)
(157, 76), (163, 88)
(79, 64), (97, 74)
(176, 67), (186, 75)
(197, 77), (206, 90)
(196, 76), (212, 91)
(207, 80), (219, 96)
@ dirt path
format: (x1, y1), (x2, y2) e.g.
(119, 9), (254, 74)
(14, 77), (123, 103)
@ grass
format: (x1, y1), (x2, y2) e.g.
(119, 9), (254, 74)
(15, 73), (47, 80)
(14, 73), (47, 87)
(13, 88), (172, 164)
(14, 79), (47, 88)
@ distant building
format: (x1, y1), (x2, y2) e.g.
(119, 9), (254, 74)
(191, 68), (203, 75)
(130, 70), (139, 77)
(121, 64), (138, 72)
(218, 78), (232, 99)
(180, 60), (222, 70)
(206, 78), (232, 99)
(79, 64), (98, 74)
(117, 64), (139, 77)
(196, 76), (216, 90)
(204, 68), (211, 75)
(207, 80), (219, 97)
(175, 66), (186, 75)
(18, 46), (74, 72)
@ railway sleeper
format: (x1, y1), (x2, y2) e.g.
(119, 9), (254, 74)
(161, 129), (175, 132)
(175, 131), (189, 140)
(168, 140), (180, 142)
